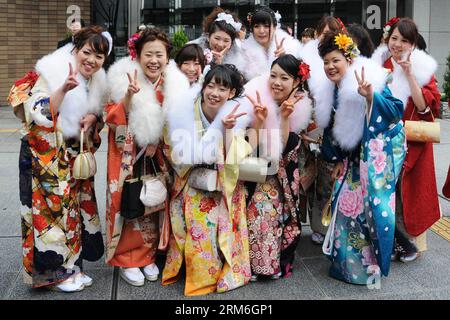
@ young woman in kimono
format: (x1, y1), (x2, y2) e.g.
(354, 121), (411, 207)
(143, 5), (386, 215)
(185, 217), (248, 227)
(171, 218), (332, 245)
(105, 28), (190, 287)
(298, 16), (346, 245)
(242, 6), (302, 81)
(315, 32), (406, 285)
(23, 26), (111, 292)
(372, 18), (441, 262)
(189, 7), (246, 72)
(162, 64), (253, 296)
(242, 54), (314, 280)
(175, 43), (207, 89)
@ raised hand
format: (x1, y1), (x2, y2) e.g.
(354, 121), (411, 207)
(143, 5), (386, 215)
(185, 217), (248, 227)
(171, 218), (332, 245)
(280, 88), (304, 119)
(274, 35), (286, 58)
(246, 90), (268, 128)
(222, 103), (247, 130)
(355, 66), (373, 100)
(126, 69), (141, 98)
(62, 63), (80, 93)
(211, 46), (230, 65)
(398, 50), (412, 76)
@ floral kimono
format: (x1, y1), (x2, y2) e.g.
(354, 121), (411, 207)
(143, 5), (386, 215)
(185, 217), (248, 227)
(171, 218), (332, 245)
(22, 45), (106, 287)
(163, 93), (252, 296)
(105, 58), (189, 267)
(241, 75), (314, 277)
(315, 57), (406, 285)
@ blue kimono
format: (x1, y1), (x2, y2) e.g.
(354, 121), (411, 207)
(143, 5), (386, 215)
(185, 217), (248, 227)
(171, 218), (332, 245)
(321, 86), (406, 285)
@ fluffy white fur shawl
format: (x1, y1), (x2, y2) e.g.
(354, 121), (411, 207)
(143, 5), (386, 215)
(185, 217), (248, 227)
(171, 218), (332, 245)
(107, 57), (190, 147)
(371, 45), (438, 106)
(239, 74), (313, 162)
(167, 88), (253, 165)
(35, 43), (107, 138)
(242, 29), (302, 81)
(190, 36), (247, 73)
(313, 57), (388, 151)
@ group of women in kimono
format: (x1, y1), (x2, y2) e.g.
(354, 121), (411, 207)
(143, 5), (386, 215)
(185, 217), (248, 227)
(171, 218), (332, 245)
(17, 5), (441, 296)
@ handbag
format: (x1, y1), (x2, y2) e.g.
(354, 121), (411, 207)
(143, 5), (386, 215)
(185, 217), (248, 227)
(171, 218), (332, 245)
(73, 129), (97, 180)
(121, 147), (167, 220)
(238, 157), (272, 183)
(140, 158), (167, 209)
(405, 107), (440, 143)
(188, 167), (221, 192)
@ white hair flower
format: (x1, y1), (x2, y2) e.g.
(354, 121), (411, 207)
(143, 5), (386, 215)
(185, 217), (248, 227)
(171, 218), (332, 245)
(215, 12), (242, 33)
(275, 11), (282, 25)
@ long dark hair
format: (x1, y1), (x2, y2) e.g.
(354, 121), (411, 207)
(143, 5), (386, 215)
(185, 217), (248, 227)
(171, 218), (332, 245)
(249, 6), (277, 44)
(347, 23), (375, 58)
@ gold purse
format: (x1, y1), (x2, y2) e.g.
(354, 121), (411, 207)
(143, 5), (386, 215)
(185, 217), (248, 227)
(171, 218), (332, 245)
(73, 129), (97, 180)
(405, 107), (440, 143)
(321, 180), (336, 227)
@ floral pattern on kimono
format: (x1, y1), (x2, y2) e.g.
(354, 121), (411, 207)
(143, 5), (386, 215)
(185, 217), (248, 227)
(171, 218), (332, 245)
(247, 132), (303, 277)
(322, 87), (405, 285)
(105, 80), (171, 265)
(163, 101), (251, 296)
(23, 95), (103, 288)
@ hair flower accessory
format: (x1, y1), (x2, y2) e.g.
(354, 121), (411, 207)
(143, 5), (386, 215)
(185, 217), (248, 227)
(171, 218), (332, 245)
(383, 17), (400, 39)
(334, 33), (360, 60)
(127, 32), (141, 60)
(336, 17), (348, 33)
(101, 31), (113, 56)
(275, 11), (282, 25)
(298, 62), (311, 82)
(215, 12), (242, 32)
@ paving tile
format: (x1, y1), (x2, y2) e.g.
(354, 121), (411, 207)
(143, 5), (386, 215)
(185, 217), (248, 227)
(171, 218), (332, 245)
(0, 272), (20, 299)
(0, 238), (23, 273)
(302, 256), (421, 299)
(8, 268), (114, 300)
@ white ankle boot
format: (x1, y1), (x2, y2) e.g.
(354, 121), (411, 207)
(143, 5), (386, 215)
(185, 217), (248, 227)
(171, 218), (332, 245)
(142, 264), (159, 282)
(76, 273), (93, 287)
(120, 268), (145, 287)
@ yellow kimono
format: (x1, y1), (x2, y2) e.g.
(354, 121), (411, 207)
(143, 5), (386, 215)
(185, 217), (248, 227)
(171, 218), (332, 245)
(162, 98), (251, 296)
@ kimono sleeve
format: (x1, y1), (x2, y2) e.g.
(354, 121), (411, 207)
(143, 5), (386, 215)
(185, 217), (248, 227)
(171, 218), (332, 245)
(371, 86), (404, 125)
(105, 101), (127, 131)
(417, 76), (441, 121)
(283, 132), (301, 157)
(24, 77), (54, 130)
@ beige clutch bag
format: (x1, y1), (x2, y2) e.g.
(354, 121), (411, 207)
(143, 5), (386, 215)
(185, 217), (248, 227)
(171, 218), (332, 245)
(73, 130), (97, 180)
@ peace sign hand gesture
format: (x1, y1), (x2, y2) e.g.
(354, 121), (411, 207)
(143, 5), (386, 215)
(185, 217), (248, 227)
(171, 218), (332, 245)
(212, 46), (231, 65)
(222, 103), (247, 130)
(126, 69), (141, 98)
(62, 63), (80, 93)
(280, 88), (304, 119)
(355, 67), (373, 100)
(246, 91), (268, 129)
(274, 35), (286, 58)
(398, 50), (413, 76)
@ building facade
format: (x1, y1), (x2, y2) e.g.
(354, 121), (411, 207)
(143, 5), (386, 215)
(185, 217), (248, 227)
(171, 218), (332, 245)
(1, 0), (449, 104)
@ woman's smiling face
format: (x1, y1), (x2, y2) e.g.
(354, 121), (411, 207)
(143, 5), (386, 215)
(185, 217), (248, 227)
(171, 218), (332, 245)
(269, 63), (300, 104)
(323, 50), (350, 84)
(138, 39), (169, 83)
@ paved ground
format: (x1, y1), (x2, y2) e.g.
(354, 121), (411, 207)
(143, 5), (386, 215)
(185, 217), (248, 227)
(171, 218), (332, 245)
(0, 107), (449, 300)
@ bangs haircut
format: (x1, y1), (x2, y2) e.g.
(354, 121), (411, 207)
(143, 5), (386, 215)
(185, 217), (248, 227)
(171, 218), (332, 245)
(135, 28), (172, 58)
(250, 6), (277, 30)
(175, 44), (206, 71)
(202, 64), (245, 98)
(387, 18), (418, 46)
(203, 7), (238, 43)
(271, 54), (310, 92)
(73, 25), (109, 56)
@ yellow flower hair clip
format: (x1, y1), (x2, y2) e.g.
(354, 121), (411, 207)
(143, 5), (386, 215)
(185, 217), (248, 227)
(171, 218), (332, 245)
(334, 33), (360, 60)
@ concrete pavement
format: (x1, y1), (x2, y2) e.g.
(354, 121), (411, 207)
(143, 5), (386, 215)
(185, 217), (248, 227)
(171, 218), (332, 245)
(0, 107), (449, 300)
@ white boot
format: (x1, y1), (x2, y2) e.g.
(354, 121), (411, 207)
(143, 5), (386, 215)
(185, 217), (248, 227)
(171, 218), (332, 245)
(142, 264), (159, 282)
(48, 274), (85, 293)
(120, 268), (145, 287)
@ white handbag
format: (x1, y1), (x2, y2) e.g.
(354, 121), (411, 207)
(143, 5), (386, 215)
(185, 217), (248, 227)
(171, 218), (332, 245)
(188, 167), (221, 192)
(139, 154), (167, 208)
(238, 157), (271, 183)
(73, 129), (97, 180)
